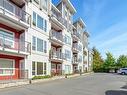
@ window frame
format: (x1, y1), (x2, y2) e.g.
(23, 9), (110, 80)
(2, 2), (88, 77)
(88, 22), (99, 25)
(0, 58), (15, 76)
(0, 29), (15, 48)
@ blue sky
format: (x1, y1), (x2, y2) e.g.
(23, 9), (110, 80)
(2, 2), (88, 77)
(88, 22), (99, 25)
(52, 0), (127, 58)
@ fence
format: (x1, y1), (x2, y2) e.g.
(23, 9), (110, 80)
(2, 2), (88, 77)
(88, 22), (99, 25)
(0, 68), (28, 82)
(0, 0), (30, 24)
(0, 33), (31, 53)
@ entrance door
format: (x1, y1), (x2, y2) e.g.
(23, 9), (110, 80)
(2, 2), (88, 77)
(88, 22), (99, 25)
(73, 65), (78, 73)
(57, 64), (62, 75)
(19, 60), (25, 79)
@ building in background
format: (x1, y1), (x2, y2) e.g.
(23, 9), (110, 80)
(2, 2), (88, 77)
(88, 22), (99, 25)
(0, 0), (92, 80)
(72, 18), (85, 73)
(83, 31), (93, 72)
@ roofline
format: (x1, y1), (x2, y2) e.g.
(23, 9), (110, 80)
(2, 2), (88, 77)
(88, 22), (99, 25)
(51, 3), (61, 14)
(73, 18), (86, 28)
(56, 0), (76, 14)
(84, 31), (90, 37)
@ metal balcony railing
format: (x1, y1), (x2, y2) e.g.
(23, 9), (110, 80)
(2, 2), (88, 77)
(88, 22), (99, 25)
(0, 0), (30, 24)
(73, 31), (78, 37)
(51, 30), (63, 42)
(73, 43), (79, 50)
(51, 69), (64, 76)
(0, 68), (28, 80)
(50, 51), (63, 60)
(72, 57), (78, 64)
(0, 33), (31, 53)
(51, 9), (67, 28)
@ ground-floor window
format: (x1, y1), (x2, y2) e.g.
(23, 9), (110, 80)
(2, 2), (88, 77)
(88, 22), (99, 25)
(65, 65), (71, 74)
(0, 59), (15, 76)
(32, 61), (47, 76)
(32, 61), (35, 75)
(44, 63), (46, 74)
(37, 62), (43, 75)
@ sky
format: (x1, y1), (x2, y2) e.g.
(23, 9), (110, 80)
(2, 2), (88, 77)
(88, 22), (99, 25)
(52, 0), (127, 58)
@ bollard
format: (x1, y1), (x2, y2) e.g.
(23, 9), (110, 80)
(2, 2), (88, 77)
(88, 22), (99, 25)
(80, 69), (82, 76)
(29, 79), (32, 84)
(65, 74), (67, 78)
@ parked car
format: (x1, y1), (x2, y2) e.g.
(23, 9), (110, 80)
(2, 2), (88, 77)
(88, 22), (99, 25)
(117, 68), (127, 75)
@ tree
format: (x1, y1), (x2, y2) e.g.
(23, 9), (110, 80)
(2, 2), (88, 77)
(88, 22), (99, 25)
(92, 47), (104, 72)
(103, 52), (116, 72)
(116, 55), (127, 68)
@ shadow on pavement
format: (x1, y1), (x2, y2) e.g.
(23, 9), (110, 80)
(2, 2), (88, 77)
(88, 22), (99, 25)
(105, 90), (127, 95)
(121, 85), (127, 89)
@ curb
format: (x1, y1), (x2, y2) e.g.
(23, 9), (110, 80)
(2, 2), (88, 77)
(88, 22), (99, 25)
(0, 72), (93, 89)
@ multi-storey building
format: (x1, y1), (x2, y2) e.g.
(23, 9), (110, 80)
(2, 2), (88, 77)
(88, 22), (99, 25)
(0, 0), (92, 80)
(0, 0), (31, 80)
(83, 31), (89, 72)
(72, 18), (85, 73)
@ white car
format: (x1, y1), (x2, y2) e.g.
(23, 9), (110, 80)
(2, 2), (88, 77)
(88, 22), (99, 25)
(117, 68), (127, 75)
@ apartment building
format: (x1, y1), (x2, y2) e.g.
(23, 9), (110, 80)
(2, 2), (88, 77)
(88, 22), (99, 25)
(83, 31), (90, 72)
(51, 0), (76, 75)
(0, 0), (91, 80)
(72, 18), (85, 73)
(0, 0), (31, 80)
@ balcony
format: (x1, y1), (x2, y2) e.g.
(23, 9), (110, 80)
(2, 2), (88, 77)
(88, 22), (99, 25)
(72, 43), (79, 53)
(0, 0), (30, 30)
(73, 31), (79, 42)
(51, 4), (67, 29)
(50, 30), (64, 46)
(72, 57), (78, 64)
(50, 51), (64, 62)
(67, 23), (73, 32)
(0, 34), (31, 55)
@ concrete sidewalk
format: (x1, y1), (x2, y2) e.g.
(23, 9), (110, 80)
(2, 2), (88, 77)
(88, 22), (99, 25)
(0, 72), (93, 89)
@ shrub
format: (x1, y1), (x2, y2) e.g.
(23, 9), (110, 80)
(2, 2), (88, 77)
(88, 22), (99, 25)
(32, 75), (52, 80)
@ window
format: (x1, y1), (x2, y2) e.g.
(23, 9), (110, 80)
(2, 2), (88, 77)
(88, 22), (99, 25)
(78, 44), (82, 51)
(32, 61), (35, 75)
(65, 65), (71, 74)
(42, 0), (48, 11)
(44, 41), (47, 53)
(37, 15), (43, 30)
(64, 9), (67, 18)
(65, 50), (71, 61)
(64, 35), (71, 45)
(32, 36), (47, 53)
(79, 55), (82, 62)
(33, 12), (36, 26)
(33, 12), (47, 32)
(37, 62), (43, 75)
(0, 30), (14, 48)
(0, 59), (14, 76)
(32, 62), (47, 76)
(5, 1), (14, 13)
(32, 36), (36, 50)
(44, 20), (47, 32)
(44, 63), (46, 74)
(37, 38), (43, 52)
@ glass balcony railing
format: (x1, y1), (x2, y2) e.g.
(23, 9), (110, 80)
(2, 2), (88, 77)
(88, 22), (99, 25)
(0, 0), (30, 24)
(73, 43), (79, 51)
(50, 30), (63, 42)
(51, 8), (67, 28)
(72, 57), (78, 64)
(0, 33), (31, 54)
(50, 51), (64, 60)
